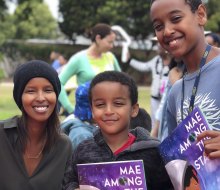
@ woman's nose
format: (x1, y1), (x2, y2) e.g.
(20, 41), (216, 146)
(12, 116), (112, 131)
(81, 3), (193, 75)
(36, 91), (45, 101)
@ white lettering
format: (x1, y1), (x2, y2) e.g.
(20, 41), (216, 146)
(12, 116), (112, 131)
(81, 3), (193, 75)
(120, 165), (141, 175)
(180, 138), (191, 154)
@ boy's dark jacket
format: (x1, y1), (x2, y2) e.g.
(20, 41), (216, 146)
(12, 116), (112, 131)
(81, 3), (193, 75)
(62, 127), (174, 190)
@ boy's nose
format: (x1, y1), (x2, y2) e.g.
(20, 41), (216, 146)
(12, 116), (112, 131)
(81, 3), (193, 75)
(105, 105), (113, 114)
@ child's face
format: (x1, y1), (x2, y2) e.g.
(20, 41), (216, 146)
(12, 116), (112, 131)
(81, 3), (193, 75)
(150, 0), (206, 58)
(90, 81), (138, 135)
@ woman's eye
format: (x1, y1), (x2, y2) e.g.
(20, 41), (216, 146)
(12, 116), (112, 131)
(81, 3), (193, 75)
(25, 89), (35, 93)
(45, 89), (54, 93)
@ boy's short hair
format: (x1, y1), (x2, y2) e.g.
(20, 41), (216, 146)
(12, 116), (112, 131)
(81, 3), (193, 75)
(89, 71), (138, 105)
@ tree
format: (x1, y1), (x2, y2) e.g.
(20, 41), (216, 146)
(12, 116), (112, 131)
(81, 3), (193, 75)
(59, 0), (107, 39)
(0, 14), (16, 45)
(96, 1), (152, 39)
(12, 1), (58, 39)
(205, 0), (220, 32)
(0, 0), (16, 46)
(59, 0), (152, 41)
(59, 0), (220, 41)
(0, 0), (7, 19)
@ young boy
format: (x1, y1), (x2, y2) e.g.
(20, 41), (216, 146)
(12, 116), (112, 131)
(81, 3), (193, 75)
(62, 71), (173, 190)
(150, 0), (220, 158)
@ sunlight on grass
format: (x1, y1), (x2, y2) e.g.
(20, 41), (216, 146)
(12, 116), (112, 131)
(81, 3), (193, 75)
(0, 82), (151, 120)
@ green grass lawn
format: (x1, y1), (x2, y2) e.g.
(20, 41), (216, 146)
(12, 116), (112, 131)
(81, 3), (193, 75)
(0, 82), (151, 120)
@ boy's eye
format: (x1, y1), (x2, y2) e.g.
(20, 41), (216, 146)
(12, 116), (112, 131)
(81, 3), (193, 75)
(114, 101), (125, 107)
(94, 102), (105, 108)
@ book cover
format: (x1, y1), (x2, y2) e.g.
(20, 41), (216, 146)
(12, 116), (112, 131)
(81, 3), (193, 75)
(77, 160), (147, 190)
(159, 106), (220, 190)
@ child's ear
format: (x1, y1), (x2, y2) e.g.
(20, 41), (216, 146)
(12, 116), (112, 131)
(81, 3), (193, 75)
(197, 4), (207, 26)
(131, 103), (139, 117)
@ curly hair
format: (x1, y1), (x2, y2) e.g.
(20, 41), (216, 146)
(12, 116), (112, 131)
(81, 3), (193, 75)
(89, 71), (138, 106)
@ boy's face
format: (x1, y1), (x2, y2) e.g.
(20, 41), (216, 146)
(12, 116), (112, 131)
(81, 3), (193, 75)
(150, 0), (206, 58)
(90, 81), (138, 135)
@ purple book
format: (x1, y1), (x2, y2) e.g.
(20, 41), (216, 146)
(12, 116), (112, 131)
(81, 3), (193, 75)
(159, 106), (220, 190)
(77, 160), (147, 190)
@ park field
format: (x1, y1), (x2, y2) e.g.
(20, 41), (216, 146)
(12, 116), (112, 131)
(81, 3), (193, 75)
(0, 82), (151, 120)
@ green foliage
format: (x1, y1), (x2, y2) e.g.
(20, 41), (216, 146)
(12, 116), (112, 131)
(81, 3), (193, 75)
(205, 0), (220, 32)
(205, 12), (220, 32)
(59, 0), (152, 40)
(13, 1), (58, 39)
(0, 13), (16, 45)
(0, 0), (16, 45)
(59, 0), (220, 40)
(59, 0), (107, 38)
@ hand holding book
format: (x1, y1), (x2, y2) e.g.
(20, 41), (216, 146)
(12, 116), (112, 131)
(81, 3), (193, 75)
(197, 130), (220, 159)
(159, 107), (220, 190)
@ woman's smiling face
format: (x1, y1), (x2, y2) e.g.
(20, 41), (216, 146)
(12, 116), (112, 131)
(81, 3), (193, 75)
(22, 77), (57, 124)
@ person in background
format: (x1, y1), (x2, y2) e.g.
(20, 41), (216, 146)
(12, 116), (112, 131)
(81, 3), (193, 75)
(151, 58), (184, 140)
(0, 60), (72, 189)
(130, 107), (152, 132)
(56, 54), (68, 74)
(52, 54), (71, 116)
(129, 43), (171, 128)
(50, 51), (61, 70)
(205, 32), (220, 47)
(62, 71), (173, 190)
(58, 23), (121, 115)
(61, 81), (97, 150)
